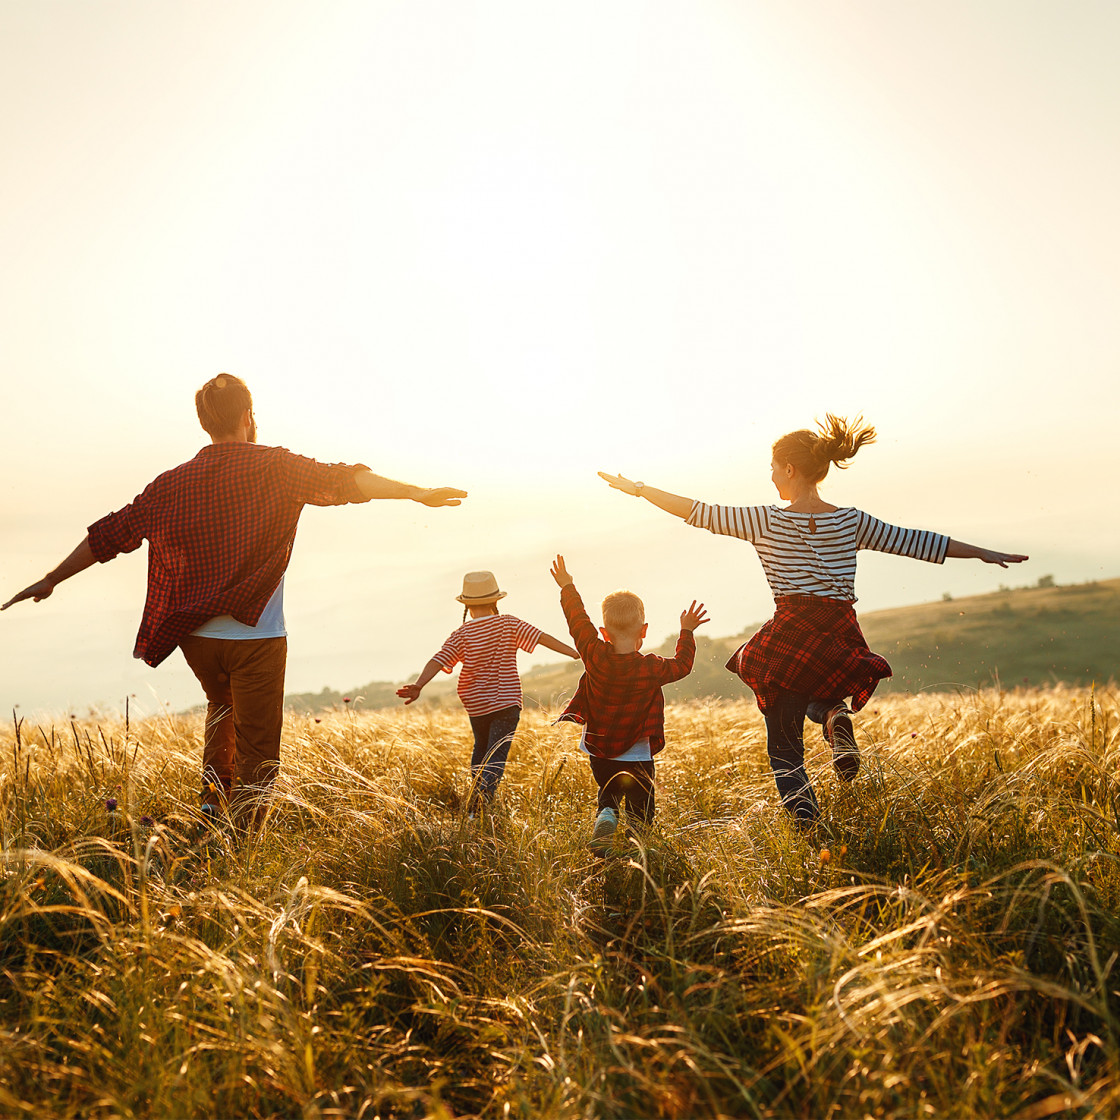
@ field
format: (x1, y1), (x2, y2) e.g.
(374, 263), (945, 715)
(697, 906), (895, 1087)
(3, 687), (1120, 1119)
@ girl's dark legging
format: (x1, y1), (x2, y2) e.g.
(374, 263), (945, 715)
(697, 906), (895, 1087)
(467, 704), (521, 807)
(587, 756), (656, 824)
(764, 690), (837, 826)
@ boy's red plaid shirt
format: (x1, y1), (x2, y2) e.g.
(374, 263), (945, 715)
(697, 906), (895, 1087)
(556, 583), (695, 758)
(86, 442), (368, 666)
(726, 594), (891, 714)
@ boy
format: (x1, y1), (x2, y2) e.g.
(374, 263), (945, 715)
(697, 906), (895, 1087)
(549, 554), (709, 853)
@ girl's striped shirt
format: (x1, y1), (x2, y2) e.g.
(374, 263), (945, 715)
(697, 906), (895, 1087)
(686, 503), (949, 601)
(431, 614), (543, 717)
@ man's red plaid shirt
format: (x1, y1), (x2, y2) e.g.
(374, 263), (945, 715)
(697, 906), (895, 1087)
(86, 442), (368, 666)
(556, 583), (696, 759)
(725, 594), (891, 714)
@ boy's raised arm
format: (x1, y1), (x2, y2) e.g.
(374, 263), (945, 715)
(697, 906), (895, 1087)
(550, 554), (598, 658)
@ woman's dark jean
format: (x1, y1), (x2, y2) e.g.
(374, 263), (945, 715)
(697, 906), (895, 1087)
(764, 691), (838, 827)
(467, 704), (521, 808)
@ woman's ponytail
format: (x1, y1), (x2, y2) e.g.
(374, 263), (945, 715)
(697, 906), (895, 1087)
(816, 413), (876, 470)
(773, 414), (876, 484)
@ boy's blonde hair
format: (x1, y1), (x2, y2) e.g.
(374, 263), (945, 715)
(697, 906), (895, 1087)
(601, 590), (645, 639)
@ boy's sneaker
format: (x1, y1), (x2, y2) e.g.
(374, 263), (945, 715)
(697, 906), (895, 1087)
(588, 808), (619, 856)
(825, 705), (860, 781)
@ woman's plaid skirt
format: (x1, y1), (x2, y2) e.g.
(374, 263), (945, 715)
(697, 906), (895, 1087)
(726, 594), (891, 715)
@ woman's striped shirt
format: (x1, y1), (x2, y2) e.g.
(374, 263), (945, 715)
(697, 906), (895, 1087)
(431, 613), (543, 717)
(686, 503), (949, 601)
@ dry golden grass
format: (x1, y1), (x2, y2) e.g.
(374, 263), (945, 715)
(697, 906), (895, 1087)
(2, 685), (1119, 1118)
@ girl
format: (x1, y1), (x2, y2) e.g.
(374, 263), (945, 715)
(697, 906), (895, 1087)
(397, 570), (579, 812)
(598, 415), (1028, 828)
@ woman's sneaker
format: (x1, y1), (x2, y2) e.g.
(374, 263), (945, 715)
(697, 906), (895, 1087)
(588, 807), (619, 855)
(825, 705), (860, 781)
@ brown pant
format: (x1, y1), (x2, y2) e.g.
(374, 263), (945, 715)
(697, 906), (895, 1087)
(179, 635), (287, 827)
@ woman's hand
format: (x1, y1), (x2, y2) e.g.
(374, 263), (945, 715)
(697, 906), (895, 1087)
(978, 549), (1030, 568)
(597, 471), (642, 497)
(947, 539), (1029, 568)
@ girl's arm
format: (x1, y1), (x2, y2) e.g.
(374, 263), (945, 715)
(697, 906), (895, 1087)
(598, 472), (694, 519)
(945, 539), (1029, 568)
(537, 633), (580, 659)
(397, 658), (444, 704)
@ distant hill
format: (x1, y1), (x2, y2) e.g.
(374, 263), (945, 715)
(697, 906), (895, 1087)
(285, 577), (1120, 713)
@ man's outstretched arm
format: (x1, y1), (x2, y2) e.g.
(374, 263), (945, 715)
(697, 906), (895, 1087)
(355, 471), (467, 507)
(2, 536), (97, 610)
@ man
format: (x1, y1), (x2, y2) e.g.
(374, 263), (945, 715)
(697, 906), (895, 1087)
(2, 374), (467, 829)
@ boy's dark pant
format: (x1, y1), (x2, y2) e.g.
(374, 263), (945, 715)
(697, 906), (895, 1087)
(588, 755), (656, 825)
(763, 690), (840, 826)
(467, 704), (521, 807)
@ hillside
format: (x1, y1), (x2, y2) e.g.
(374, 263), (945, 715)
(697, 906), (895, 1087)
(286, 576), (1120, 712)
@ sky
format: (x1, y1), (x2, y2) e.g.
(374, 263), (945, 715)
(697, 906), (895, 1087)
(2, 0), (1117, 719)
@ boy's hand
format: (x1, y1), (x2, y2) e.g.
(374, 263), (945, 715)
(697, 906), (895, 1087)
(680, 601), (709, 632)
(396, 683), (423, 704)
(550, 554), (574, 588)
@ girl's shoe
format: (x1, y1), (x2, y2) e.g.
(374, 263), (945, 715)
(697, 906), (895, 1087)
(825, 705), (860, 781)
(588, 808), (619, 855)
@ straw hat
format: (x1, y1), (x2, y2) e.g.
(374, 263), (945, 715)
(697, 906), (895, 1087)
(456, 571), (507, 604)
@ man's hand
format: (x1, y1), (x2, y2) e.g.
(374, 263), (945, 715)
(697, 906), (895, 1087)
(415, 487), (468, 508)
(396, 683), (423, 704)
(550, 554), (574, 588)
(597, 471), (641, 497)
(2, 578), (55, 611)
(680, 601), (709, 632)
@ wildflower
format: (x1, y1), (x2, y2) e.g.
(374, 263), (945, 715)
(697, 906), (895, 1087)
(820, 848), (831, 864)
(839, 845), (848, 857)
(140, 815), (154, 827)
(315, 718), (321, 724)
(106, 798), (118, 812)
(343, 697), (351, 704)
(165, 904), (182, 920)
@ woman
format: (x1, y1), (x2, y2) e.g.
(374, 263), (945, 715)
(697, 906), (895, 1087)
(599, 415), (1028, 828)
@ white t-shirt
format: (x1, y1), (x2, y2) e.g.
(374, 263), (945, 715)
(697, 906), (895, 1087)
(579, 731), (653, 762)
(189, 577), (287, 640)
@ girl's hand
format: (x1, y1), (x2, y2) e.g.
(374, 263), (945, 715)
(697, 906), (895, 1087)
(597, 471), (641, 497)
(681, 601), (710, 632)
(396, 683), (423, 704)
(550, 555), (574, 588)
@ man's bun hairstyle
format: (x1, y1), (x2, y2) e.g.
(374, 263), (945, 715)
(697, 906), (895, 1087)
(196, 374), (253, 438)
(772, 413), (876, 484)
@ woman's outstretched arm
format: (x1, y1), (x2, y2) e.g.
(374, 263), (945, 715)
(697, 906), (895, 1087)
(597, 472), (694, 519)
(945, 539), (1029, 568)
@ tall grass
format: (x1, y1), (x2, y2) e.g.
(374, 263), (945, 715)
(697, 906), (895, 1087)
(2, 685), (1119, 1118)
